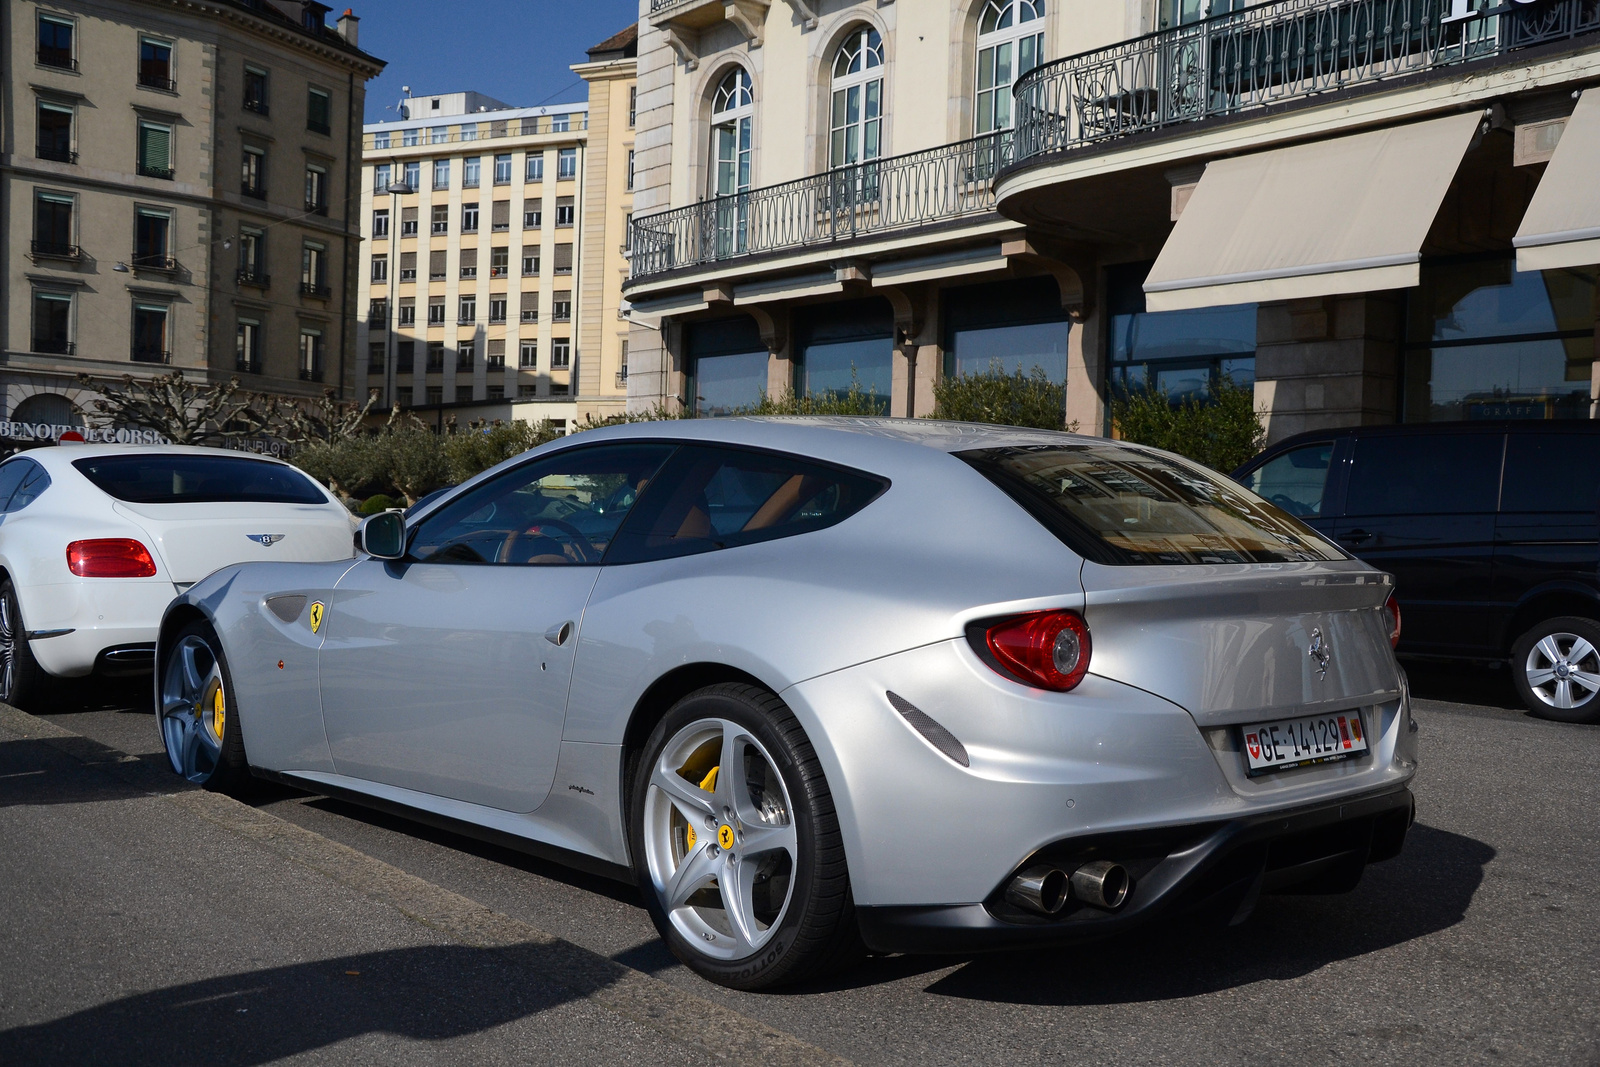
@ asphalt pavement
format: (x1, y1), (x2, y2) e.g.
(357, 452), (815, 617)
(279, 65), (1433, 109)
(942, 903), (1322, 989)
(2, 664), (1597, 1066)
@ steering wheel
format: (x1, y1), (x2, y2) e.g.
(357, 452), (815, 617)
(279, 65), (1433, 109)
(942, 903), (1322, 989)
(1268, 493), (1309, 517)
(501, 516), (595, 564)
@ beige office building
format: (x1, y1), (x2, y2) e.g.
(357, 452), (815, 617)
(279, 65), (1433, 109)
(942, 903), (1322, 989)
(625, 0), (1599, 442)
(3, 0), (383, 439)
(356, 27), (638, 430)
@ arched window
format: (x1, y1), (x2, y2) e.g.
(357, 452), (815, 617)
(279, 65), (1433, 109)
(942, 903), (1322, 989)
(975, 0), (1045, 134)
(830, 26), (884, 168)
(711, 68), (754, 198)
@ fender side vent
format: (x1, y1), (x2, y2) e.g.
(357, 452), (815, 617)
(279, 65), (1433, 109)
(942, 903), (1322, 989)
(266, 594), (307, 623)
(886, 691), (970, 768)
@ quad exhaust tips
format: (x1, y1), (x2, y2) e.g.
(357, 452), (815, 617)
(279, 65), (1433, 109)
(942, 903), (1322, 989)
(1005, 860), (1130, 915)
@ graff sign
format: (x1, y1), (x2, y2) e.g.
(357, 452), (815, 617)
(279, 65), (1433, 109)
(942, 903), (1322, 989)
(1443, 0), (1556, 21)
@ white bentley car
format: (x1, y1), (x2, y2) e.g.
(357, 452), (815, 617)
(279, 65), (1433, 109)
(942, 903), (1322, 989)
(0, 444), (355, 707)
(157, 419), (1417, 991)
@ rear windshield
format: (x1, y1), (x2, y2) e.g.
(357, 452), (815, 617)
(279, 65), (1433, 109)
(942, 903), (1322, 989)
(74, 455), (328, 505)
(960, 443), (1346, 566)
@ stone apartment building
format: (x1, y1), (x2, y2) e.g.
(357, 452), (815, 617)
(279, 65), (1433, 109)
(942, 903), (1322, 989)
(3, 0), (384, 439)
(624, 0), (1600, 442)
(356, 27), (638, 431)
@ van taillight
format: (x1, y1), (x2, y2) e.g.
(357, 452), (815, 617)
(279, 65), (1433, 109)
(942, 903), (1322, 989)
(1384, 593), (1402, 648)
(974, 610), (1092, 692)
(67, 539), (157, 578)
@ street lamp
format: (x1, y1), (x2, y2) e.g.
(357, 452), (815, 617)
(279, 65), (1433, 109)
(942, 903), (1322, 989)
(384, 176), (410, 409)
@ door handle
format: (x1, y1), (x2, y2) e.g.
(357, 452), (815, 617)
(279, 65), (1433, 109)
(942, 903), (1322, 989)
(544, 621), (573, 646)
(1339, 529), (1373, 545)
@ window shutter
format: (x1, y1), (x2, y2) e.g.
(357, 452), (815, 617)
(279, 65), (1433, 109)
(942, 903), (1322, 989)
(520, 292), (539, 313)
(399, 296), (415, 309)
(140, 124), (171, 170)
(490, 120), (507, 138)
(429, 250), (446, 275)
(554, 244), (574, 271)
(400, 251), (416, 271)
(492, 201), (510, 227)
(459, 247), (478, 268)
(557, 195), (575, 210)
(402, 206), (418, 224)
(487, 339), (505, 358)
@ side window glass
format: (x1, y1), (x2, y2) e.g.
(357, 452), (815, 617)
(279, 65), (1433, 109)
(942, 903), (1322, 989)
(1500, 434), (1600, 513)
(408, 444), (675, 565)
(7, 463), (51, 512)
(1344, 434), (1502, 517)
(1243, 443), (1333, 518)
(607, 446), (887, 565)
(0, 461), (31, 512)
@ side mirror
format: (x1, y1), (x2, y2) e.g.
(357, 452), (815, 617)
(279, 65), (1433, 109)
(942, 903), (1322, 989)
(358, 510), (407, 560)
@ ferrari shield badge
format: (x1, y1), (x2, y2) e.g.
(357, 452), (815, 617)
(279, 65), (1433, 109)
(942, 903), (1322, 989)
(309, 602), (325, 634)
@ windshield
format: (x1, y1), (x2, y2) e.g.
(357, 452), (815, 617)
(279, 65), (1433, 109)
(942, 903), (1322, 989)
(960, 443), (1347, 566)
(74, 455), (328, 505)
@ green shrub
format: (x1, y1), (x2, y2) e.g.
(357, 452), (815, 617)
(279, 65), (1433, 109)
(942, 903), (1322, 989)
(1110, 378), (1266, 473)
(292, 435), (375, 499)
(736, 375), (886, 416)
(575, 403), (684, 429)
(932, 365), (1070, 431)
(358, 493), (401, 515)
(369, 428), (452, 505)
(444, 419), (563, 483)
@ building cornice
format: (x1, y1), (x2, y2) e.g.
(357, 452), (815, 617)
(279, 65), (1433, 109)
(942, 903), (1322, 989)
(145, 0), (386, 77)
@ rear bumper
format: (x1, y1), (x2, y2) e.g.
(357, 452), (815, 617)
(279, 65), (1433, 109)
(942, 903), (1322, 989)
(856, 784), (1414, 955)
(22, 580), (175, 678)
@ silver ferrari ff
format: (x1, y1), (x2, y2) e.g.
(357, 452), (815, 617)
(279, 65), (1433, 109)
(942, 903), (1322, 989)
(156, 418), (1417, 990)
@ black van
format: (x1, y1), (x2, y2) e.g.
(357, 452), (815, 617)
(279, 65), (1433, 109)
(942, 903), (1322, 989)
(1235, 421), (1600, 723)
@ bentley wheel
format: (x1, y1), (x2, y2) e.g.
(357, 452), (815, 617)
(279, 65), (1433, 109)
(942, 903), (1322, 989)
(0, 580), (46, 710)
(630, 683), (862, 990)
(1512, 616), (1600, 725)
(159, 620), (251, 793)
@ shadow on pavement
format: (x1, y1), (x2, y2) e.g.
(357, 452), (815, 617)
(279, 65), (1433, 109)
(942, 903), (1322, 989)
(0, 942), (618, 1065)
(1403, 661), (1523, 711)
(0, 736), (171, 808)
(921, 823), (1492, 1006)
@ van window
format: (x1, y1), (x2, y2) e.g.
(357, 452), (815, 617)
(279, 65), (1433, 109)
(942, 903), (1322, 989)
(1243, 442), (1333, 518)
(1500, 433), (1600, 513)
(1344, 434), (1502, 516)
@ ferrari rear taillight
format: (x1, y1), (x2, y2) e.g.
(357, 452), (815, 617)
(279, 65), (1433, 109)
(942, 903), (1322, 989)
(977, 610), (1091, 692)
(67, 539), (157, 578)
(1384, 592), (1402, 649)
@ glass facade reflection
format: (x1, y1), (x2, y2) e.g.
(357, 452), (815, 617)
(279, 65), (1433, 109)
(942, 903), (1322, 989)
(794, 299), (893, 413)
(686, 318), (768, 418)
(944, 276), (1070, 382)
(1106, 262), (1257, 401)
(1403, 256), (1597, 422)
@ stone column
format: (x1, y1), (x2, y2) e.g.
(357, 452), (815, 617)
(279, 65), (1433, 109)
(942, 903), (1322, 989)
(1253, 293), (1403, 444)
(1065, 306), (1105, 436)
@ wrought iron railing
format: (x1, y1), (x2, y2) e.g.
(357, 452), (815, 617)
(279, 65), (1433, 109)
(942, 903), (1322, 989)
(629, 132), (1011, 279)
(1012, 0), (1600, 164)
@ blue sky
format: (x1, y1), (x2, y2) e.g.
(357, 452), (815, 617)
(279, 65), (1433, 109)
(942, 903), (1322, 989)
(355, 0), (640, 122)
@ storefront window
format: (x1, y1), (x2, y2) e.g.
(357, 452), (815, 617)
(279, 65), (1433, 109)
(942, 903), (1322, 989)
(1106, 262), (1256, 402)
(1403, 256), (1597, 422)
(944, 276), (1069, 383)
(686, 318), (768, 418)
(795, 300), (893, 413)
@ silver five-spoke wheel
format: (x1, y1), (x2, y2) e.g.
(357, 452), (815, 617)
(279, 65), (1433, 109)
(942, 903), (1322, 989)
(1523, 631), (1600, 711)
(159, 626), (242, 788)
(643, 717), (798, 960)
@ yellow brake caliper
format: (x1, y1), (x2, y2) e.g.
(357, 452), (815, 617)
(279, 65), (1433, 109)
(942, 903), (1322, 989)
(208, 685), (226, 741)
(681, 765), (720, 853)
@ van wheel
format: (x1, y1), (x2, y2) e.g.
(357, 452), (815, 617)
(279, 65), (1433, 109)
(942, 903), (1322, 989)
(1511, 617), (1600, 724)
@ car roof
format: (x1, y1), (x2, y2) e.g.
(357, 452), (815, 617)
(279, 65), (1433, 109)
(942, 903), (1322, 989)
(14, 443), (299, 474)
(555, 416), (1107, 458)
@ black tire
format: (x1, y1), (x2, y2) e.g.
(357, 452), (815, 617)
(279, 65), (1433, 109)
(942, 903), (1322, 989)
(0, 580), (49, 710)
(1511, 616), (1600, 725)
(157, 620), (253, 794)
(628, 683), (864, 990)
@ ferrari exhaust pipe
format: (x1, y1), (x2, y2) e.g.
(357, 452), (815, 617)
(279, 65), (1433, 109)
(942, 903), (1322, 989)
(1069, 860), (1130, 910)
(1004, 866), (1070, 915)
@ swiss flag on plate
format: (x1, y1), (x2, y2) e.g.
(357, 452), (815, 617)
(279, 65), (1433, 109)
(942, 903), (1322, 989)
(1245, 732), (1260, 759)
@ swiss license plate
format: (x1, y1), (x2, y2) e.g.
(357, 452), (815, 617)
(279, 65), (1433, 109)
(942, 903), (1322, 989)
(1242, 711), (1368, 774)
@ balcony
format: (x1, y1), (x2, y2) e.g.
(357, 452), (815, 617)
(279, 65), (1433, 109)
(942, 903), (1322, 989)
(30, 240), (82, 261)
(32, 338), (75, 355)
(521, 311), (539, 323)
(1010, 0), (1600, 169)
(37, 48), (76, 70)
(37, 144), (77, 164)
(237, 269), (270, 288)
(300, 281), (331, 297)
(243, 98), (269, 116)
(131, 346), (172, 364)
(299, 367), (325, 382)
(305, 199), (327, 216)
(132, 253), (178, 273)
(138, 163), (175, 180)
(627, 132), (1009, 281)
(490, 265), (508, 278)
(242, 182), (266, 199)
(237, 358), (263, 374)
(138, 71), (176, 92)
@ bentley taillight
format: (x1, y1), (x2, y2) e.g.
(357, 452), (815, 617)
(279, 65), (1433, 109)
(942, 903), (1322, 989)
(67, 539), (157, 578)
(973, 610), (1092, 692)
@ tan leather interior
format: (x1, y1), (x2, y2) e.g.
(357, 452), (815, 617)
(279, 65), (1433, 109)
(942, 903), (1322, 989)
(743, 474), (814, 531)
(676, 504), (712, 539)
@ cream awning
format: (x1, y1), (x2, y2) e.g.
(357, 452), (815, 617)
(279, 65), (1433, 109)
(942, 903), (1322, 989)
(1143, 112), (1482, 312)
(1515, 90), (1600, 273)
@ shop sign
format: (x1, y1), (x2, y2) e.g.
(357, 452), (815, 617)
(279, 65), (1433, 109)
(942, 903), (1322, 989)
(0, 421), (168, 445)
(1443, 0), (1556, 22)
